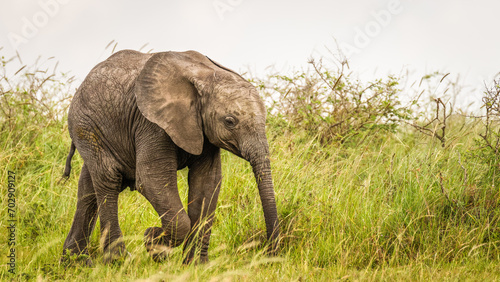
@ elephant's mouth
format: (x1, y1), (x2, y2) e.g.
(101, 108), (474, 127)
(217, 138), (243, 159)
(226, 143), (243, 159)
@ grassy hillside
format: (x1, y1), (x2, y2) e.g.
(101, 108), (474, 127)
(1, 55), (499, 281)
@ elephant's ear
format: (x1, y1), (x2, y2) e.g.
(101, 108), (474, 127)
(135, 52), (212, 155)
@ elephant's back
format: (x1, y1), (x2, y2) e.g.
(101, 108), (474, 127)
(67, 50), (153, 167)
(71, 50), (152, 106)
(69, 50), (152, 128)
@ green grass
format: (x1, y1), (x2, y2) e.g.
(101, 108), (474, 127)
(1, 57), (499, 281)
(1, 114), (499, 281)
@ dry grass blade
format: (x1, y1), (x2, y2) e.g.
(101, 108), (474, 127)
(14, 65), (27, 76)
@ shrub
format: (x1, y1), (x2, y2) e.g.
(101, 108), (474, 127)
(0, 53), (74, 146)
(472, 79), (500, 185)
(254, 58), (411, 145)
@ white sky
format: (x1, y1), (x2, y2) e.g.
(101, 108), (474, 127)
(1, 0), (499, 108)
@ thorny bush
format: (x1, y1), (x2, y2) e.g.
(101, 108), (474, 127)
(254, 59), (412, 145)
(472, 79), (500, 186)
(0, 53), (74, 144)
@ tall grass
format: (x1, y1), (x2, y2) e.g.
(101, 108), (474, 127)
(1, 52), (499, 281)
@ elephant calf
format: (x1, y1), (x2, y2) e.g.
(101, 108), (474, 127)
(61, 50), (279, 264)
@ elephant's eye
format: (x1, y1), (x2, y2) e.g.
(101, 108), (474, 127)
(224, 115), (238, 129)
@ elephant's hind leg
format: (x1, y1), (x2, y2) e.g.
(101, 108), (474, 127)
(90, 166), (128, 264)
(62, 164), (97, 266)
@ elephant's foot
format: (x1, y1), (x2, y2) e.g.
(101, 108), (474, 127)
(183, 253), (208, 265)
(102, 238), (128, 264)
(182, 241), (209, 265)
(144, 227), (174, 262)
(60, 249), (93, 267)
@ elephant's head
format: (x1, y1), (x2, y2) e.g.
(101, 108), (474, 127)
(134, 51), (279, 252)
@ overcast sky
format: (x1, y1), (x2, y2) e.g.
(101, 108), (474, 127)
(1, 0), (499, 108)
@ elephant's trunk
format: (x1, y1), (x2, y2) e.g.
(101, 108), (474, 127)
(246, 140), (279, 254)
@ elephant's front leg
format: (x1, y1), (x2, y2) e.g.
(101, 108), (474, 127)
(136, 136), (192, 262)
(183, 147), (222, 264)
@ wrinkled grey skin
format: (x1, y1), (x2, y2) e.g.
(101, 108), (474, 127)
(61, 50), (279, 265)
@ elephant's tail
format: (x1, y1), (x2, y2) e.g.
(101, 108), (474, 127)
(61, 142), (76, 181)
